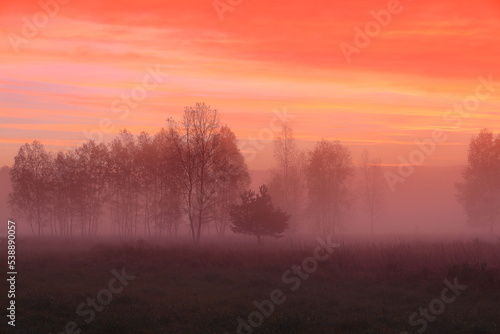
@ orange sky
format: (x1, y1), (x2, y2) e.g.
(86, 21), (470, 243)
(1, 0), (500, 169)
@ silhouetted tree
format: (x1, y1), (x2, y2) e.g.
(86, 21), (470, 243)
(51, 150), (80, 236)
(169, 103), (249, 242)
(360, 150), (385, 236)
(211, 126), (251, 236)
(150, 128), (183, 236)
(456, 128), (500, 234)
(269, 122), (306, 232)
(78, 141), (109, 236)
(230, 185), (290, 244)
(107, 130), (140, 237)
(136, 131), (156, 235)
(305, 140), (354, 235)
(9, 141), (53, 236)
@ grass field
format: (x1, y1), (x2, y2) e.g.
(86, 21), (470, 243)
(2, 236), (499, 334)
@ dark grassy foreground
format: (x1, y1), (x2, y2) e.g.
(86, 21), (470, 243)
(2, 237), (499, 334)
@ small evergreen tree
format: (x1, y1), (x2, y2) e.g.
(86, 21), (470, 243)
(230, 185), (290, 244)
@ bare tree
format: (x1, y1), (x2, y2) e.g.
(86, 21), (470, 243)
(269, 122), (306, 231)
(136, 131), (155, 236)
(169, 102), (249, 242)
(360, 150), (385, 236)
(456, 128), (500, 234)
(9, 141), (53, 236)
(82, 141), (109, 236)
(107, 130), (141, 237)
(305, 140), (354, 236)
(51, 150), (79, 236)
(150, 128), (183, 236)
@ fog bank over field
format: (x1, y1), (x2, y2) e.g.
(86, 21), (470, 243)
(253, 165), (470, 236)
(2, 164), (487, 239)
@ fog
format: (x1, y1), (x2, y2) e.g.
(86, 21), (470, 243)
(1, 164), (493, 240)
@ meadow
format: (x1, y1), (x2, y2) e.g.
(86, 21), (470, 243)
(2, 235), (499, 334)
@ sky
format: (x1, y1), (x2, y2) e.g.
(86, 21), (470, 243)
(1, 0), (500, 169)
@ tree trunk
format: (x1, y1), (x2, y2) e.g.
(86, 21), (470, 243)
(196, 208), (203, 243)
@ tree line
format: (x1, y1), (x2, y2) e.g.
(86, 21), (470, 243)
(7, 102), (499, 240)
(9, 102), (366, 241)
(9, 103), (250, 240)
